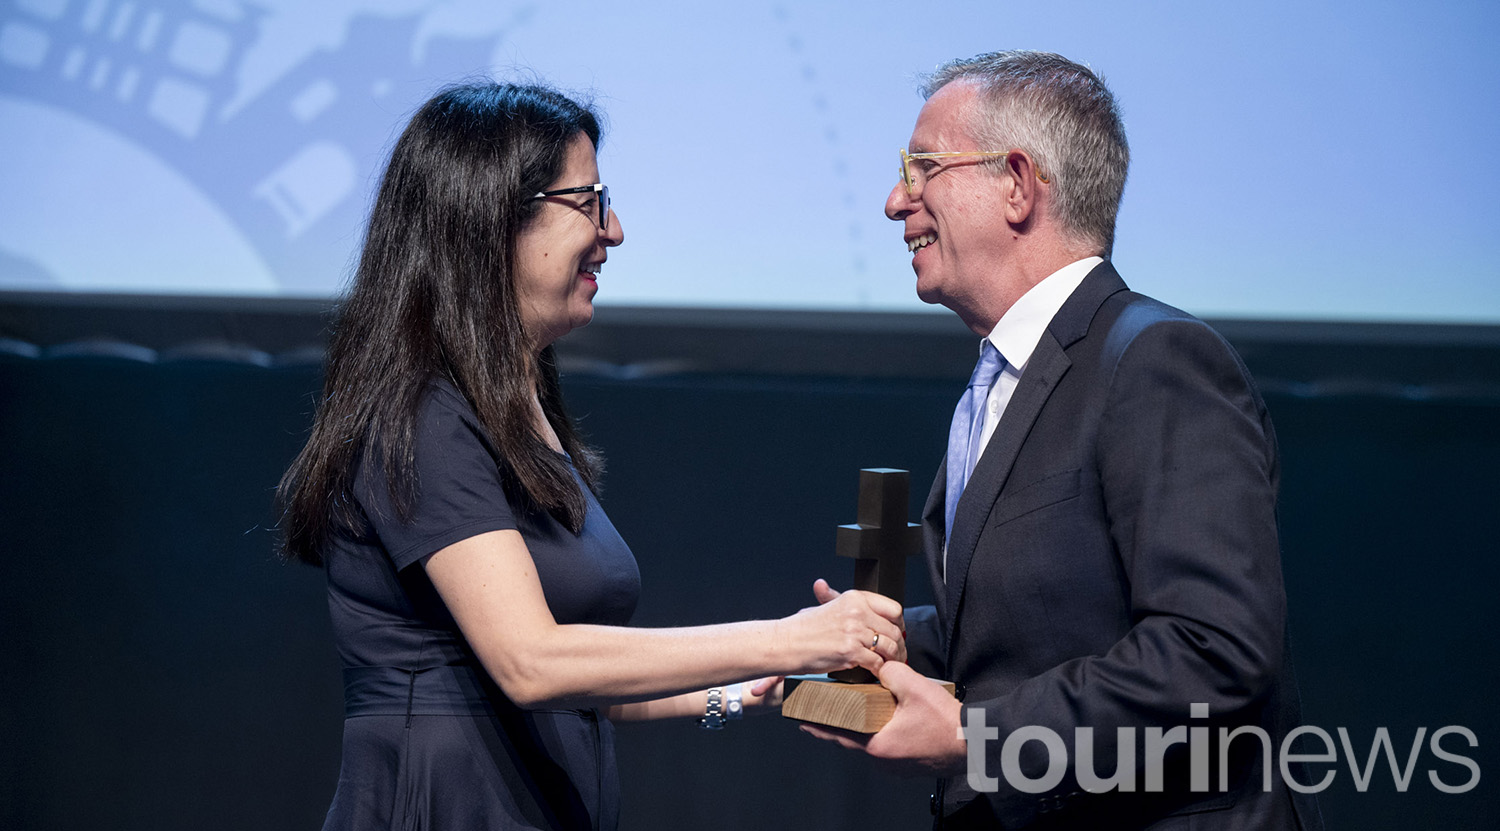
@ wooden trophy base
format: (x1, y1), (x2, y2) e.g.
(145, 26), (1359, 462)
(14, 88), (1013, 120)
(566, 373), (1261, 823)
(782, 674), (957, 734)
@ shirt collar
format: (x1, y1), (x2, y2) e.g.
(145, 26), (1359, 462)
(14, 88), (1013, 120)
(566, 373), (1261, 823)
(986, 256), (1103, 372)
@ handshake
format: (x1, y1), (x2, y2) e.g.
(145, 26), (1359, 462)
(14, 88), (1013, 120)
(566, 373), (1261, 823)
(719, 469), (967, 780)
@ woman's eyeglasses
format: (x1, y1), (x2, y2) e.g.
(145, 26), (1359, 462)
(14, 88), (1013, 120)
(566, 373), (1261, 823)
(530, 183), (610, 229)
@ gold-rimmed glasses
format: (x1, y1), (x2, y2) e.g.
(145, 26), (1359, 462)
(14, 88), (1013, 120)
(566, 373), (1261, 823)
(530, 183), (610, 229)
(897, 149), (1050, 196)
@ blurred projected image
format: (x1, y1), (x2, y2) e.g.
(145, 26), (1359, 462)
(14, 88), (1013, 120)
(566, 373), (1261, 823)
(0, 0), (538, 296)
(2, 0), (1496, 321)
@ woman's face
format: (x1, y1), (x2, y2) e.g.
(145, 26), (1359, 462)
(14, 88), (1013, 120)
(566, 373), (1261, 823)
(514, 133), (624, 348)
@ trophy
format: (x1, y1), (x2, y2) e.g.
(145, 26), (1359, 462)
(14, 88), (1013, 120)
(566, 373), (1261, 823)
(781, 468), (954, 732)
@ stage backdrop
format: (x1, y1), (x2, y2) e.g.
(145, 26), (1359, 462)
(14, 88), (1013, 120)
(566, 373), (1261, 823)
(2, 0), (1498, 323)
(1, 320), (1495, 830)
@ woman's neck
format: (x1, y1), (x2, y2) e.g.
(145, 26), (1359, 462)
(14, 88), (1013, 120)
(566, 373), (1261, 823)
(531, 392), (564, 453)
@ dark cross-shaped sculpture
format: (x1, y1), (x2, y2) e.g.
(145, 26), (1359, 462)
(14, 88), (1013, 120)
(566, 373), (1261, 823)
(829, 468), (921, 683)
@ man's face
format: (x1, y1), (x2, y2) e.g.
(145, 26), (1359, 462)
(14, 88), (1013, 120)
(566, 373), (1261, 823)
(885, 82), (1011, 331)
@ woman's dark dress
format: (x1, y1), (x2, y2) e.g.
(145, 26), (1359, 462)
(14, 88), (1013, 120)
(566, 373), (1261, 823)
(319, 380), (640, 830)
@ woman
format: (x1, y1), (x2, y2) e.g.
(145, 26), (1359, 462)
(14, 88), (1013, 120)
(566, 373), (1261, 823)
(277, 82), (905, 830)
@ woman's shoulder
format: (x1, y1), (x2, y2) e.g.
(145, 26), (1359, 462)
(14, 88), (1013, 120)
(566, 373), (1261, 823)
(418, 375), (481, 423)
(414, 375), (508, 462)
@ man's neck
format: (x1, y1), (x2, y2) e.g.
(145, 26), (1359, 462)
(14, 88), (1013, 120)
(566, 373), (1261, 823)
(968, 240), (1102, 336)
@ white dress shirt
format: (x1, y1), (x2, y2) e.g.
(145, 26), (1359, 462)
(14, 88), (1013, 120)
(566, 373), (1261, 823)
(942, 256), (1101, 578)
(975, 256), (1103, 459)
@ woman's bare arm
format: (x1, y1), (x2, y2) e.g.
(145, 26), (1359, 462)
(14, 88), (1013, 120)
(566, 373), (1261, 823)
(425, 530), (905, 710)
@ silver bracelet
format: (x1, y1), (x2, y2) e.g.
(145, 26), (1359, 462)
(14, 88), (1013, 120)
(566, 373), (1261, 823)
(726, 682), (744, 721)
(697, 686), (726, 730)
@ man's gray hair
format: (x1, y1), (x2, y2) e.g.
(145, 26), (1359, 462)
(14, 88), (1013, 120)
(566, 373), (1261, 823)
(923, 51), (1129, 257)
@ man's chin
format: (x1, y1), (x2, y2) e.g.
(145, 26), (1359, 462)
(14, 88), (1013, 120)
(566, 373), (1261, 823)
(914, 280), (946, 307)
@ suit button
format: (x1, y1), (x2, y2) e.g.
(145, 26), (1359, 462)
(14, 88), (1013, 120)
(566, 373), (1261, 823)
(930, 793), (939, 816)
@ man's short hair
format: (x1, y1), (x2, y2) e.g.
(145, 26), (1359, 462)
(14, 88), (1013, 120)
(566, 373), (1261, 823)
(923, 51), (1129, 257)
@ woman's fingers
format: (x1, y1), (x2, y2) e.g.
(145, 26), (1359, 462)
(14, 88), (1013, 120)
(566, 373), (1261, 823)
(749, 675), (781, 698)
(788, 584), (911, 674)
(845, 592), (905, 651)
(851, 589), (904, 624)
(829, 590), (907, 668)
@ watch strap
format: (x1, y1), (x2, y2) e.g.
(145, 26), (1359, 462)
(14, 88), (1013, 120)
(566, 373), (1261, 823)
(697, 686), (726, 730)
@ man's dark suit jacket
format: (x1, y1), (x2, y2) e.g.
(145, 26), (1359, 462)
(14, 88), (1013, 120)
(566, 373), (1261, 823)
(906, 262), (1321, 830)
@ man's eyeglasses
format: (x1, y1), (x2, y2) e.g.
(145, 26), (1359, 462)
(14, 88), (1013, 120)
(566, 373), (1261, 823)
(898, 149), (1049, 196)
(530, 183), (610, 229)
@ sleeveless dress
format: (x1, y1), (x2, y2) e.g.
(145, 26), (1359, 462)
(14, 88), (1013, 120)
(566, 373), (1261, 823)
(319, 379), (640, 830)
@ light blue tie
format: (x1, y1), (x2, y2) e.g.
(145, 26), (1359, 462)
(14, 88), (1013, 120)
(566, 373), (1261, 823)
(945, 340), (1004, 549)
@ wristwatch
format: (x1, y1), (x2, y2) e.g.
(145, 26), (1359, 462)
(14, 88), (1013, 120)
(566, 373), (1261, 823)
(698, 687), (726, 730)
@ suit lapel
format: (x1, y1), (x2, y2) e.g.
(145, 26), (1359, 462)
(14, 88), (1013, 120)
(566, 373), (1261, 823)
(921, 463), (949, 622)
(940, 263), (1129, 647)
(941, 333), (1070, 632)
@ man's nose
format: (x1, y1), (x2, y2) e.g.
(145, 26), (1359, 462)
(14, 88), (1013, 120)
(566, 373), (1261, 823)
(885, 182), (914, 221)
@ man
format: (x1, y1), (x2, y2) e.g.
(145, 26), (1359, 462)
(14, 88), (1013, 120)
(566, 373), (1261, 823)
(804, 51), (1320, 829)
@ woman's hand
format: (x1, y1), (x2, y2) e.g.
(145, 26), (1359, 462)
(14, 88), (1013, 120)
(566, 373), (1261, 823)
(746, 676), (785, 710)
(812, 578), (908, 665)
(775, 580), (906, 675)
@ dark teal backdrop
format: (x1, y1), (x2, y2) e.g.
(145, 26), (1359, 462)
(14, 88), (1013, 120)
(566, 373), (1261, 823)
(1, 302), (1496, 829)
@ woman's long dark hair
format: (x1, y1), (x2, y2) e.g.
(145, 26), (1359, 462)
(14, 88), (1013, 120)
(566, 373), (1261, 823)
(277, 82), (604, 566)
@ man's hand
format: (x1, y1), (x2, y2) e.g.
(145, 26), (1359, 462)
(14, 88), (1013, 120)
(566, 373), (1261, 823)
(800, 660), (967, 777)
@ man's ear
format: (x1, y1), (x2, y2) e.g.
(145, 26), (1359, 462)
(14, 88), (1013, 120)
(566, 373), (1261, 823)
(1001, 149), (1044, 226)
